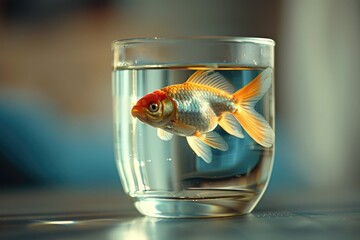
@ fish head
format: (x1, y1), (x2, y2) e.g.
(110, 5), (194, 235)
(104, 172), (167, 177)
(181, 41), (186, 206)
(131, 90), (174, 127)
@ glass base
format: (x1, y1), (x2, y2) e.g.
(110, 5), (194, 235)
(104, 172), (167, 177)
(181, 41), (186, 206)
(133, 193), (260, 218)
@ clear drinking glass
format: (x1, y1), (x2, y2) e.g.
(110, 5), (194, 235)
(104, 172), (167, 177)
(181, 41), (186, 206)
(112, 37), (275, 218)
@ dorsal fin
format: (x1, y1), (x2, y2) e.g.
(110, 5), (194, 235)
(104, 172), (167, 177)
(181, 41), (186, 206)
(186, 70), (234, 94)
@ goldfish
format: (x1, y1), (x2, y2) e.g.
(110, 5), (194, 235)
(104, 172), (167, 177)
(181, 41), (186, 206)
(131, 68), (274, 163)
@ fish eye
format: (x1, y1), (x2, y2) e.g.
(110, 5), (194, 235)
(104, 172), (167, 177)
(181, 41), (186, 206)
(148, 102), (159, 112)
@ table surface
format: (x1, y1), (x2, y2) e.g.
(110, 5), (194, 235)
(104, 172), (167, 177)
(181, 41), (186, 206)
(0, 189), (359, 240)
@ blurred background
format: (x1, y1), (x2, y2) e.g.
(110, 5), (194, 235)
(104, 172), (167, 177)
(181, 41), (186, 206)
(0, 0), (359, 205)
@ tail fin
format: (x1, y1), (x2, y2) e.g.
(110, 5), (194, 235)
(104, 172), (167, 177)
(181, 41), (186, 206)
(232, 68), (274, 147)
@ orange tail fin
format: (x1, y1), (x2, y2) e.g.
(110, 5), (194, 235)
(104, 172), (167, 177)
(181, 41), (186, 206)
(232, 68), (274, 147)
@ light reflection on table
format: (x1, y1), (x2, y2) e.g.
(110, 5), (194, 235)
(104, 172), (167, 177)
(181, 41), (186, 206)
(0, 190), (359, 240)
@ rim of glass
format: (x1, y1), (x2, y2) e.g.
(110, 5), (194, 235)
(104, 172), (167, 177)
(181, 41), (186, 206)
(112, 36), (275, 47)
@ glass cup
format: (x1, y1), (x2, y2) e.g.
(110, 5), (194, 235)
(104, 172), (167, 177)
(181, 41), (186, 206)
(112, 37), (275, 218)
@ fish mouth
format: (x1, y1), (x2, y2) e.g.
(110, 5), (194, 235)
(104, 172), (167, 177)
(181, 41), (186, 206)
(131, 105), (146, 119)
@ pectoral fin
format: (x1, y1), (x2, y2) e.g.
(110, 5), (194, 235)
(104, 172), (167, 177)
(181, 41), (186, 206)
(157, 128), (173, 141)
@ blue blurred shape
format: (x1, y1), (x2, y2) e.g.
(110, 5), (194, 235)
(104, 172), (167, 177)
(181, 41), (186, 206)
(0, 94), (119, 188)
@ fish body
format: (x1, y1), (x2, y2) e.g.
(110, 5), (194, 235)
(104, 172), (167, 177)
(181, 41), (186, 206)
(131, 69), (274, 163)
(162, 84), (236, 135)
